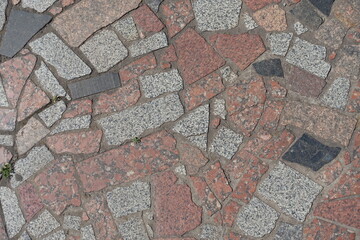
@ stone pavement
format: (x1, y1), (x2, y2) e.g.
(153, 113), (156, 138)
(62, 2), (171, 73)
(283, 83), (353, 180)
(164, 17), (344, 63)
(0, 0), (359, 239)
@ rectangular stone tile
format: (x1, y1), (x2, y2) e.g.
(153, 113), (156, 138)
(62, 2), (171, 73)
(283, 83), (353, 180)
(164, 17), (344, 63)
(68, 72), (120, 99)
(97, 93), (183, 146)
(280, 101), (357, 146)
(129, 32), (168, 57)
(51, 0), (141, 47)
(29, 33), (91, 80)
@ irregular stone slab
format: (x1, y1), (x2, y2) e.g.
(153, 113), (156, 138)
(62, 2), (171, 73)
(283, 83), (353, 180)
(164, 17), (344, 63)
(132, 5), (164, 36)
(16, 182), (44, 221)
(34, 62), (70, 100)
(0, 108), (16, 131)
(113, 17), (139, 41)
(205, 162), (233, 201)
(243, 12), (258, 30)
(281, 101), (357, 146)
(63, 216), (81, 230)
(76, 131), (180, 192)
(80, 30), (128, 73)
(0, 135), (13, 147)
(192, 0), (242, 31)
(178, 142), (208, 175)
(236, 197), (279, 238)
(0, 78), (8, 107)
(321, 77), (351, 110)
(315, 19), (347, 49)
(243, 0), (280, 10)
(98, 94), (183, 146)
(140, 69), (183, 98)
(0, 187), (25, 238)
(118, 216), (149, 240)
(11, 146), (54, 188)
(29, 33), (91, 80)
(81, 225), (96, 240)
(43, 231), (66, 240)
(175, 29), (225, 84)
(51, 0), (141, 47)
(294, 22), (308, 35)
(258, 162), (323, 221)
(16, 117), (50, 155)
(22, 0), (56, 12)
(286, 38), (331, 79)
(39, 100), (66, 127)
(267, 32), (293, 56)
(50, 115), (91, 135)
(68, 72), (120, 99)
(173, 104), (209, 137)
(27, 210), (60, 238)
(107, 181), (150, 218)
(210, 127), (243, 159)
(253, 4), (287, 31)
(309, 0), (334, 16)
(253, 59), (284, 77)
(274, 222), (303, 240)
(283, 134), (341, 171)
(214, 99), (227, 119)
(129, 32), (168, 57)
(0, 9), (52, 57)
(290, 0), (323, 29)
(0, 0), (6, 31)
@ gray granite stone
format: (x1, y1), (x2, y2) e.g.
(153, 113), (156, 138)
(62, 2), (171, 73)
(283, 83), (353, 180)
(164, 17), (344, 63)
(38, 101), (66, 127)
(321, 77), (351, 110)
(210, 126), (243, 160)
(68, 72), (121, 99)
(50, 115), (91, 135)
(0, 187), (25, 238)
(220, 66), (238, 84)
(188, 134), (207, 150)
(243, 12), (258, 30)
(117, 216), (149, 240)
(213, 99), (226, 119)
(0, 0), (7, 31)
(22, 0), (56, 12)
(19, 232), (32, 240)
(173, 104), (209, 137)
(140, 69), (183, 98)
(27, 210), (60, 238)
(294, 22), (308, 35)
(0, 9), (52, 58)
(193, 0), (242, 31)
(0, 78), (8, 107)
(290, 0), (323, 29)
(63, 215), (81, 231)
(274, 222), (303, 240)
(81, 225), (96, 240)
(29, 33), (91, 80)
(286, 38), (331, 79)
(11, 145), (54, 188)
(34, 62), (70, 100)
(0, 135), (13, 147)
(129, 32), (168, 57)
(144, 0), (163, 12)
(16, 117), (50, 155)
(98, 93), (183, 145)
(258, 162), (323, 221)
(267, 33), (293, 56)
(200, 224), (223, 240)
(42, 230), (65, 240)
(107, 181), (151, 218)
(80, 30), (128, 73)
(113, 17), (139, 41)
(236, 197), (279, 238)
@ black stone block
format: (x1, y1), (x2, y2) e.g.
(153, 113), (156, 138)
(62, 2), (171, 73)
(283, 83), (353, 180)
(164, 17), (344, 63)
(309, 0), (335, 16)
(253, 59), (284, 77)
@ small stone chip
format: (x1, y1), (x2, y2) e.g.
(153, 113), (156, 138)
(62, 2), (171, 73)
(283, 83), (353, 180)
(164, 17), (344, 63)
(294, 22), (308, 35)
(140, 69), (183, 98)
(321, 77), (351, 110)
(267, 32), (293, 56)
(173, 104), (209, 137)
(210, 126), (243, 160)
(129, 32), (168, 57)
(107, 181), (151, 218)
(243, 12), (258, 30)
(220, 66), (238, 84)
(22, 0), (57, 12)
(213, 99), (227, 119)
(50, 115), (91, 135)
(38, 100), (66, 127)
(118, 216), (150, 240)
(27, 210), (60, 238)
(113, 16), (139, 41)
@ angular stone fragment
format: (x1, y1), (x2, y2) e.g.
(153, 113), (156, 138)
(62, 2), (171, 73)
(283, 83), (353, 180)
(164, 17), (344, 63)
(113, 17), (139, 41)
(119, 54), (157, 84)
(290, 0), (323, 29)
(132, 4), (164, 36)
(281, 101), (357, 146)
(267, 32), (293, 56)
(76, 131), (179, 192)
(16, 117), (50, 155)
(107, 181), (150, 218)
(274, 222), (303, 240)
(98, 94), (183, 146)
(27, 210), (60, 238)
(192, 0), (242, 31)
(0, 0), (6, 31)
(0, 108), (16, 131)
(50, 115), (91, 135)
(243, 0), (281, 10)
(140, 69), (183, 98)
(0, 135), (13, 147)
(0, 9), (52, 57)
(63, 99), (92, 118)
(253, 59), (284, 77)
(16, 182), (43, 221)
(70, 74), (120, 100)
(22, 0), (56, 12)
(309, 0), (335, 16)
(200, 225), (223, 240)
(205, 162), (233, 201)
(286, 38), (331, 79)
(321, 77), (351, 110)
(315, 19), (347, 49)
(236, 197), (279, 238)
(39, 100), (66, 127)
(11, 146), (54, 188)
(81, 225), (96, 240)
(214, 99), (227, 119)
(175, 29), (225, 84)
(118, 215), (150, 240)
(51, 0), (141, 47)
(63, 216), (81, 230)
(29, 33), (91, 80)
(0, 187), (25, 238)
(253, 5), (287, 31)
(129, 32), (168, 57)
(242, 12), (258, 30)
(258, 162), (323, 221)
(210, 127), (243, 159)
(80, 30), (128, 73)
(294, 22), (308, 35)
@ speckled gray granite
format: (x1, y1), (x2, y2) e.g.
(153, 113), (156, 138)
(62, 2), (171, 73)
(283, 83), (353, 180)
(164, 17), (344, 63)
(200, 224), (223, 240)
(274, 222), (303, 240)
(117, 215), (150, 240)
(243, 12), (258, 30)
(293, 22), (308, 35)
(0, 135), (13, 147)
(22, 0), (56, 12)
(81, 225), (96, 240)
(188, 134), (208, 150)
(321, 77), (350, 110)
(213, 99), (227, 119)
(210, 126), (243, 159)
(0, 78), (8, 107)
(129, 32), (168, 57)
(50, 115), (91, 135)
(267, 32), (293, 56)
(0, 0), (7, 31)
(173, 104), (209, 137)
(113, 17), (139, 41)
(27, 210), (60, 238)
(38, 100), (66, 127)
(63, 215), (81, 230)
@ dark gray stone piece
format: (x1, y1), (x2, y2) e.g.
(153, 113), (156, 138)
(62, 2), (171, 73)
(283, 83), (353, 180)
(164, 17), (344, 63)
(283, 134), (341, 171)
(309, 0), (334, 16)
(144, 0), (163, 12)
(290, 0), (323, 29)
(253, 59), (284, 77)
(68, 72), (120, 99)
(0, 9), (52, 57)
